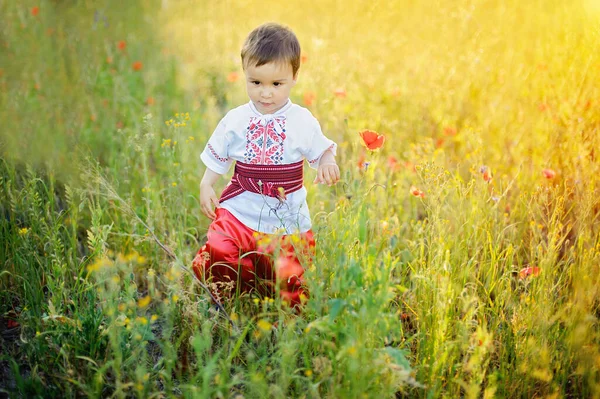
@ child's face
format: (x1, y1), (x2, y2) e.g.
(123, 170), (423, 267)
(244, 61), (297, 114)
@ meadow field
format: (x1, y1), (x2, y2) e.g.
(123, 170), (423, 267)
(1, 0), (600, 397)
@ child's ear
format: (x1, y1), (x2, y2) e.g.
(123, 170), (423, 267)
(292, 72), (299, 86)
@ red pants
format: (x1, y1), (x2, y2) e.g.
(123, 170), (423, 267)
(192, 208), (315, 307)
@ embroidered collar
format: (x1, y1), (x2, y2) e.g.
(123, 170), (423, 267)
(248, 100), (292, 135)
(248, 99), (292, 116)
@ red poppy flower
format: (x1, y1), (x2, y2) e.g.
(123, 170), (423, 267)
(435, 138), (445, 148)
(132, 61), (143, 71)
(227, 71), (239, 82)
(117, 40), (126, 51)
(31, 6), (39, 16)
(519, 266), (540, 279)
(480, 166), (492, 182)
(359, 130), (385, 151)
(483, 169), (492, 182)
(443, 127), (457, 136)
(387, 155), (401, 171)
(357, 153), (367, 170)
(404, 161), (416, 173)
(409, 186), (425, 198)
(146, 96), (155, 105)
(542, 168), (556, 179)
(333, 88), (346, 98)
(303, 91), (316, 106)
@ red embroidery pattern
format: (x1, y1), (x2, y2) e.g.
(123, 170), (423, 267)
(208, 143), (229, 163)
(308, 143), (335, 165)
(244, 117), (286, 164)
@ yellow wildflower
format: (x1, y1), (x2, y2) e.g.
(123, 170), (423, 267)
(148, 268), (155, 277)
(151, 315), (158, 322)
(299, 293), (308, 303)
(136, 316), (148, 325)
(172, 182), (177, 187)
(137, 296), (151, 308)
(257, 319), (272, 332)
(172, 294), (179, 303)
(18, 227), (30, 236)
(125, 252), (138, 262)
(87, 257), (113, 272)
(304, 369), (313, 377)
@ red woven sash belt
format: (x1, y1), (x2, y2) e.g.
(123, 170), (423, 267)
(219, 160), (304, 203)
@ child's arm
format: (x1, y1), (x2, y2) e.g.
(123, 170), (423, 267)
(314, 150), (340, 186)
(199, 168), (222, 220)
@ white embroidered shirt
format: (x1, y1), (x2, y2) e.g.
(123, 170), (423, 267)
(200, 99), (337, 234)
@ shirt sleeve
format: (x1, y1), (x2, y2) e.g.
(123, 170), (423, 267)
(304, 116), (338, 169)
(200, 115), (234, 175)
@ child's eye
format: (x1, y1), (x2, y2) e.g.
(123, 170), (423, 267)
(273, 82), (281, 87)
(252, 81), (260, 85)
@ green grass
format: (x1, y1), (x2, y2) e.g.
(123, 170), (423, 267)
(1, 0), (600, 397)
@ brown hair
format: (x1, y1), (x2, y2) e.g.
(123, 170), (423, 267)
(241, 23), (301, 77)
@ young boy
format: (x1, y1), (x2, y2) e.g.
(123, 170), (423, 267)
(192, 22), (340, 307)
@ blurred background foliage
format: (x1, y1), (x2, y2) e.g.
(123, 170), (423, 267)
(1, 0), (600, 397)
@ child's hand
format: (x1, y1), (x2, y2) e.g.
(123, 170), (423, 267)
(314, 162), (340, 186)
(200, 184), (220, 220)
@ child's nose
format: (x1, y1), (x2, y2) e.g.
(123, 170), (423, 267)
(260, 88), (273, 98)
